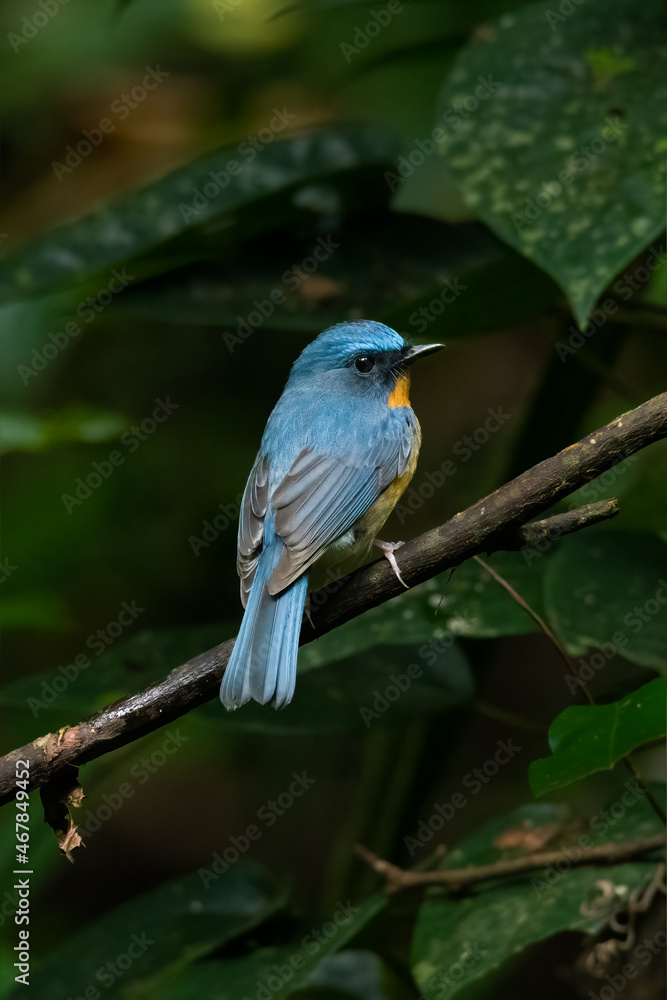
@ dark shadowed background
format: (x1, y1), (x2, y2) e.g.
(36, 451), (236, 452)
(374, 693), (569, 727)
(1, 0), (666, 997)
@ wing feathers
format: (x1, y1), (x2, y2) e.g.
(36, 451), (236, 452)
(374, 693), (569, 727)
(268, 427), (413, 594)
(237, 420), (417, 601)
(238, 453), (270, 607)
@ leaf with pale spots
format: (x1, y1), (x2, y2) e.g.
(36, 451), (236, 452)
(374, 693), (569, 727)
(0, 125), (398, 303)
(437, 0), (667, 328)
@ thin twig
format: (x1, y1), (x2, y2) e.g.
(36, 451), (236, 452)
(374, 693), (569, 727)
(355, 834), (666, 894)
(474, 700), (544, 735)
(472, 554), (588, 699)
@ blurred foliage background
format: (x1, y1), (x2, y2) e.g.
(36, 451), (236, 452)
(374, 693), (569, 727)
(0, 0), (666, 997)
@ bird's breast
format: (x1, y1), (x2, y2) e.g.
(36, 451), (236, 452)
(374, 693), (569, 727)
(351, 418), (421, 545)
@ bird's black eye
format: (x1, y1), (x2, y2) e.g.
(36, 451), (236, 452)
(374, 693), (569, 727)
(354, 355), (375, 374)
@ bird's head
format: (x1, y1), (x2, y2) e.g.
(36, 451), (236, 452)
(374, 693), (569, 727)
(288, 321), (443, 404)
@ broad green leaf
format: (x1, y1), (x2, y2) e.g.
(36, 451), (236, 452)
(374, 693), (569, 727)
(415, 552), (547, 640)
(150, 897), (386, 1000)
(438, 0), (667, 328)
(562, 451), (647, 512)
(544, 530), (667, 672)
(0, 407), (129, 454)
(116, 214), (559, 339)
(529, 677), (667, 797)
(9, 863), (288, 1000)
(412, 791), (665, 999)
(300, 951), (391, 999)
(210, 641), (473, 735)
(598, 440), (667, 536)
(0, 124), (397, 302)
(0, 623), (229, 718)
(300, 549), (549, 675)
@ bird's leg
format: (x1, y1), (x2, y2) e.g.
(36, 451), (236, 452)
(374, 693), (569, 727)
(374, 538), (409, 589)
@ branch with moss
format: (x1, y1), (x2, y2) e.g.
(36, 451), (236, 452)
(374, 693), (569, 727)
(0, 391), (665, 809)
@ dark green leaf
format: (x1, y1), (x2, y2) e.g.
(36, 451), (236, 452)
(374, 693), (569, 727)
(211, 641), (473, 735)
(298, 950), (390, 999)
(544, 530), (667, 672)
(11, 863), (288, 1000)
(578, 439), (667, 535)
(302, 550), (548, 668)
(115, 215), (559, 339)
(0, 624), (230, 716)
(438, 0), (667, 327)
(149, 898), (386, 1000)
(420, 552), (547, 639)
(382, 221), (559, 338)
(529, 677), (667, 797)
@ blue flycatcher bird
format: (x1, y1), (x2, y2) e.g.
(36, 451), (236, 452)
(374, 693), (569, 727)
(220, 320), (443, 710)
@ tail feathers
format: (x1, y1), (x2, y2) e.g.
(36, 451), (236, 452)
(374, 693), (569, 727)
(220, 545), (308, 710)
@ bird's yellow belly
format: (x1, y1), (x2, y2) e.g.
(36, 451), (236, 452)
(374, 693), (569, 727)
(310, 423), (421, 588)
(351, 424), (421, 549)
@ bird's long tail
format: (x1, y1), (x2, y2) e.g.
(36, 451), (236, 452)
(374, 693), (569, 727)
(220, 542), (308, 709)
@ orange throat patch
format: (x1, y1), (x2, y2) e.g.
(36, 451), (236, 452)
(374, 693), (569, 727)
(388, 373), (411, 408)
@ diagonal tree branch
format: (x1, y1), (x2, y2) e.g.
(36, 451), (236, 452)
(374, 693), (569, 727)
(0, 391), (666, 807)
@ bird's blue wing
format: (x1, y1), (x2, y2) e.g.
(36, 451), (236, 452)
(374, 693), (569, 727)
(268, 427), (414, 595)
(237, 452), (270, 607)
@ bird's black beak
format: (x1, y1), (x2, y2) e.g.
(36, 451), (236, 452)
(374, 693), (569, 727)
(402, 343), (445, 366)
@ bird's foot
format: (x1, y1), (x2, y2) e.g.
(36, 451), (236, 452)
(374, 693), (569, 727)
(375, 538), (409, 589)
